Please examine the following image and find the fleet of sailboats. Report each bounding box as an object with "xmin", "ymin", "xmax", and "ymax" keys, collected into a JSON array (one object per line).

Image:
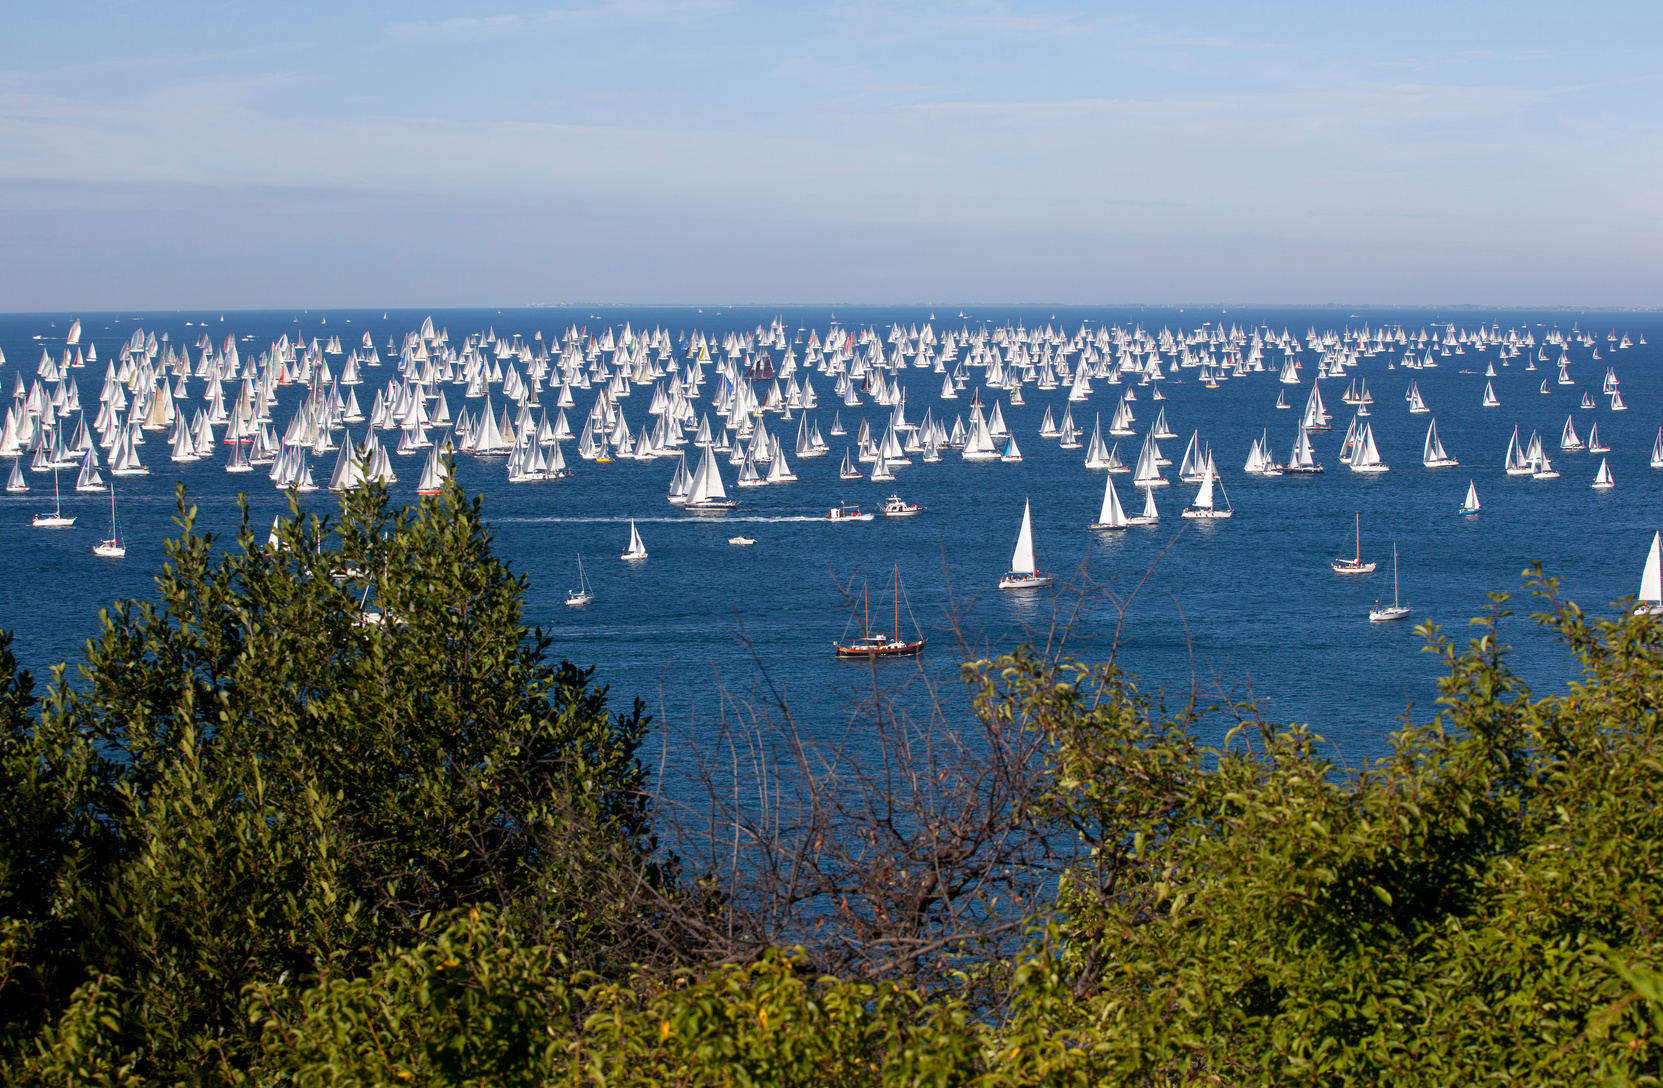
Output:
[{"xmin": 9, "ymin": 313, "xmax": 1657, "ymax": 648}]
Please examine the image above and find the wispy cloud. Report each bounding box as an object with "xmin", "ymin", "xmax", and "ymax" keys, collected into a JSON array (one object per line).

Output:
[{"xmin": 386, "ymin": 0, "xmax": 736, "ymax": 43}]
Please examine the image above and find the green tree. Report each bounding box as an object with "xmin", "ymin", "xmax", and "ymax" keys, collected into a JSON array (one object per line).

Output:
[{"xmin": 1, "ymin": 480, "xmax": 666, "ymax": 1082}]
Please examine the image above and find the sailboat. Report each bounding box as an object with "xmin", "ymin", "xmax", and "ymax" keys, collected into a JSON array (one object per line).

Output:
[
  {"xmin": 1639, "ymin": 532, "xmax": 1663, "ymax": 615},
  {"xmin": 1559, "ymin": 415, "xmax": 1584, "ymax": 452},
  {"xmin": 1459, "ymin": 480, "xmax": 1480, "ymax": 516},
  {"xmin": 1180, "ymin": 452, "xmax": 1232, "ymax": 519},
  {"xmin": 620, "ymin": 519, "xmax": 648, "ymax": 560},
  {"xmin": 32, "ymin": 468, "xmax": 74, "ymax": 528},
  {"xmin": 1481, "ymin": 381, "xmax": 1500, "ymax": 407},
  {"xmin": 1421, "ymin": 419, "xmax": 1457, "ymax": 467},
  {"xmin": 834, "ymin": 564, "xmax": 927, "ymax": 658},
  {"xmin": 999, "ymin": 499, "xmax": 1054, "ymax": 589},
  {"xmin": 1332, "ymin": 512, "xmax": 1375, "ymax": 573},
  {"xmin": 565, "ymin": 554, "xmax": 594, "ymax": 606},
  {"xmin": 1652, "ymin": 429, "xmax": 1663, "ymax": 469},
  {"xmin": 1346, "ymin": 422, "xmax": 1389, "ymax": 473},
  {"xmin": 839, "ymin": 447, "xmax": 863, "ymax": 479},
  {"xmin": 6, "ymin": 461, "xmax": 27, "ymax": 493},
  {"xmin": 94, "ymin": 479, "xmax": 124, "ymax": 557},
  {"xmin": 1125, "ymin": 484, "xmax": 1159, "ymax": 525},
  {"xmin": 1592, "ymin": 458, "xmax": 1614, "ymax": 491},
  {"xmin": 1089, "ymin": 475, "xmax": 1129, "ymax": 531},
  {"xmin": 1368, "ymin": 544, "xmax": 1411, "ymax": 622},
  {"xmin": 683, "ymin": 443, "xmax": 737, "ymax": 511}
]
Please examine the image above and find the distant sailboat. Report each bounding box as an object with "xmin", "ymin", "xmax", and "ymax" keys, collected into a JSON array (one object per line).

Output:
[
  {"xmin": 1089, "ymin": 475, "xmax": 1129, "ymax": 531},
  {"xmin": 620, "ymin": 519, "xmax": 647, "ymax": 561},
  {"xmin": 998, "ymin": 499, "xmax": 1054, "ymax": 589},
  {"xmin": 1180, "ymin": 452, "xmax": 1231, "ymax": 519},
  {"xmin": 1592, "ymin": 458, "xmax": 1614, "ymax": 491},
  {"xmin": 1459, "ymin": 480, "xmax": 1480, "ymax": 516},
  {"xmin": 1368, "ymin": 544, "xmax": 1411, "ymax": 622},
  {"xmin": 94, "ymin": 479, "xmax": 124, "ymax": 557},
  {"xmin": 1332, "ymin": 512, "xmax": 1376, "ymax": 573},
  {"xmin": 32, "ymin": 468, "xmax": 74, "ymax": 528},
  {"xmin": 1652, "ymin": 429, "xmax": 1663, "ymax": 469},
  {"xmin": 565, "ymin": 554, "xmax": 594, "ymax": 606},
  {"xmin": 1481, "ymin": 381, "xmax": 1500, "ymax": 407},
  {"xmin": 1421, "ymin": 419, "xmax": 1457, "ymax": 467}
]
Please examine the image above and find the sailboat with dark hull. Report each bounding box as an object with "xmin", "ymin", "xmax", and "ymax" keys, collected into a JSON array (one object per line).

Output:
[{"xmin": 835, "ymin": 565, "xmax": 926, "ymax": 658}]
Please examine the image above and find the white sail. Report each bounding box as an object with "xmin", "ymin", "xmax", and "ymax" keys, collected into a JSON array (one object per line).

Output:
[
  {"xmin": 1095, "ymin": 475, "xmax": 1127, "ymax": 527},
  {"xmin": 686, "ymin": 443, "xmax": 730, "ymax": 504},
  {"xmin": 622, "ymin": 519, "xmax": 648, "ymax": 559},
  {"xmin": 1461, "ymin": 480, "xmax": 1480, "ymax": 513},
  {"xmin": 1011, "ymin": 499, "xmax": 1037, "ymax": 574},
  {"xmin": 1191, "ymin": 460, "xmax": 1215, "ymax": 509},
  {"xmin": 1642, "ymin": 532, "xmax": 1662, "ymax": 609}
]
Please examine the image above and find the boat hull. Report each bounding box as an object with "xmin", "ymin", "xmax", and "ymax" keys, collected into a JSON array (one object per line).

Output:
[
  {"xmin": 1181, "ymin": 508, "xmax": 1232, "ymax": 519},
  {"xmin": 1369, "ymin": 606, "xmax": 1412, "ymax": 622},
  {"xmin": 999, "ymin": 573, "xmax": 1055, "ymax": 590},
  {"xmin": 834, "ymin": 639, "xmax": 926, "ymax": 659}
]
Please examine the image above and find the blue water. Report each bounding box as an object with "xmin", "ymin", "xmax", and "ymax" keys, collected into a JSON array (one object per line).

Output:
[{"xmin": 2, "ymin": 305, "xmax": 1658, "ymax": 766}]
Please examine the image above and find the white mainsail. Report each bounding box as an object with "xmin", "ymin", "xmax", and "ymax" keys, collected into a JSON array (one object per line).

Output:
[
  {"xmin": 1642, "ymin": 532, "xmax": 1663, "ymax": 612},
  {"xmin": 1011, "ymin": 499, "xmax": 1038, "ymax": 575},
  {"xmin": 1094, "ymin": 475, "xmax": 1127, "ymax": 528}
]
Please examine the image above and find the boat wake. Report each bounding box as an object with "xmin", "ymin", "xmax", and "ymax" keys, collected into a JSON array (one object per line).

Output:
[{"xmin": 495, "ymin": 515, "xmax": 832, "ymax": 524}]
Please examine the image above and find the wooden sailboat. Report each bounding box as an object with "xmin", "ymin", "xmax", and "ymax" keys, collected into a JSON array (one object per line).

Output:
[
  {"xmin": 999, "ymin": 499, "xmax": 1054, "ymax": 589},
  {"xmin": 32, "ymin": 467, "xmax": 74, "ymax": 528},
  {"xmin": 620, "ymin": 519, "xmax": 648, "ymax": 560},
  {"xmin": 834, "ymin": 564, "xmax": 926, "ymax": 658},
  {"xmin": 565, "ymin": 554, "xmax": 594, "ymax": 606},
  {"xmin": 1368, "ymin": 544, "xmax": 1411, "ymax": 622},
  {"xmin": 94, "ymin": 478, "xmax": 124, "ymax": 557},
  {"xmin": 1332, "ymin": 512, "xmax": 1376, "ymax": 573}
]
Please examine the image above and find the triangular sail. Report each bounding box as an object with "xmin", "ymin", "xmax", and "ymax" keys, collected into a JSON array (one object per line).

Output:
[
  {"xmin": 1011, "ymin": 499, "xmax": 1037, "ymax": 574},
  {"xmin": 1642, "ymin": 532, "xmax": 1662, "ymax": 606},
  {"xmin": 1097, "ymin": 476, "xmax": 1126, "ymax": 527}
]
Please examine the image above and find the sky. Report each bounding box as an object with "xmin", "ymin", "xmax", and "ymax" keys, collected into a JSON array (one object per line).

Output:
[{"xmin": 1, "ymin": 1, "xmax": 1659, "ymax": 309}]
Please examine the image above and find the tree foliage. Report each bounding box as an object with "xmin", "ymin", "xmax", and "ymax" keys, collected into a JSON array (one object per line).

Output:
[{"xmin": 3, "ymin": 476, "xmax": 1663, "ymax": 1085}]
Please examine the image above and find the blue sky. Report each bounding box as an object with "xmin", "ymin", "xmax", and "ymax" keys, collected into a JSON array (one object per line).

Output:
[{"xmin": 1, "ymin": 1, "xmax": 1658, "ymax": 308}]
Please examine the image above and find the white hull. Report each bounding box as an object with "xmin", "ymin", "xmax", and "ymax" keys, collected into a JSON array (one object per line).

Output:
[
  {"xmin": 999, "ymin": 573, "xmax": 1054, "ymax": 590},
  {"xmin": 94, "ymin": 542, "xmax": 125, "ymax": 558},
  {"xmin": 33, "ymin": 515, "xmax": 75, "ymax": 528},
  {"xmin": 1181, "ymin": 508, "xmax": 1232, "ymax": 519},
  {"xmin": 1369, "ymin": 605, "xmax": 1412, "ymax": 622},
  {"xmin": 621, "ymin": 550, "xmax": 648, "ymax": 561},
  {"xmin": 1422, "ymin": 458, "xmax": 1458, "ymax": 468},
  {"xmin": 1349, "ymin": 464, "xmax": 1390, "ymax": 474}
]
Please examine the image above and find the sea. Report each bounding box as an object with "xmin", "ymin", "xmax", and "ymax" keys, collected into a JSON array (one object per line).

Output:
[{"xmin": 1, "ymin": 305, "xmax": 1658, "ymax": 770}]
